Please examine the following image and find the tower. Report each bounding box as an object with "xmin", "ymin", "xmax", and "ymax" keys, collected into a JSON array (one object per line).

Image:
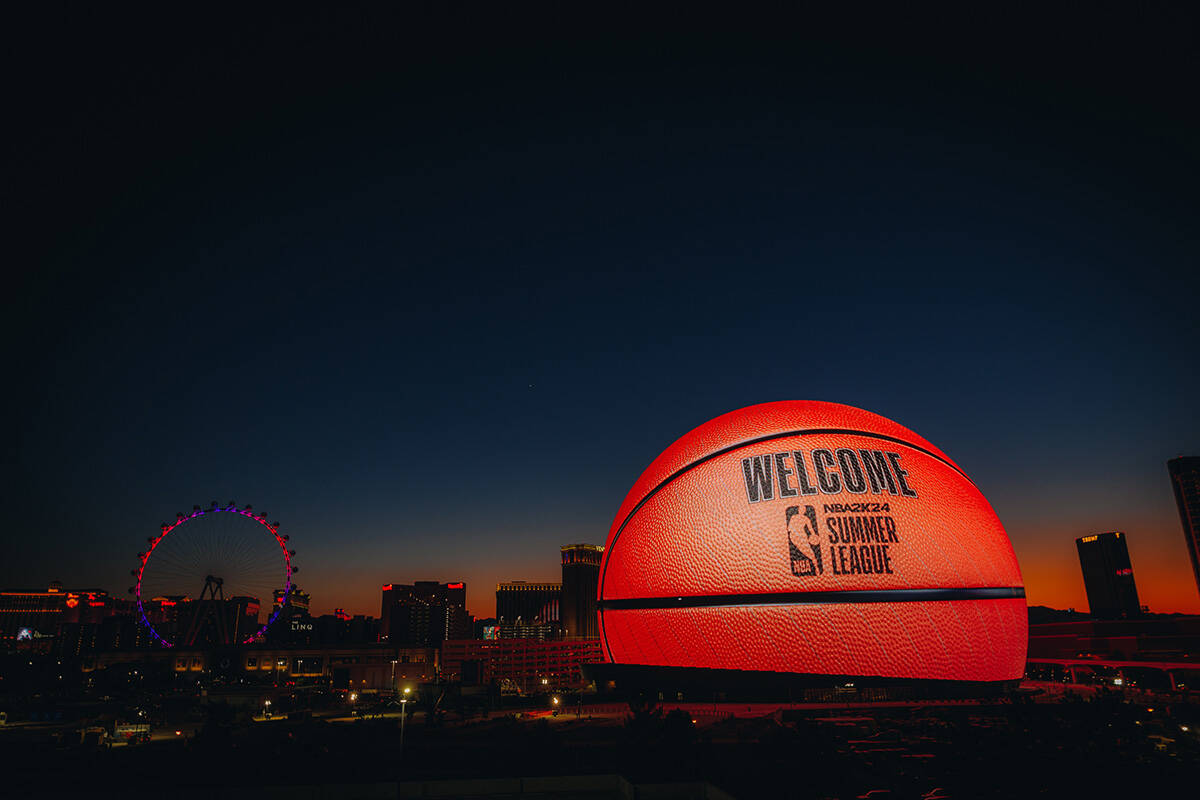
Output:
[
  {"xmin": 561, "ymin": 543, "xmax": 603, "ymax": 639},
  {"xmin": 1076, "ymin": 532, "xmax": 1141, "ymax": 619},
  {"xmin": 1168, "ymin": 457, "xmax": 1200, "ymax": 599}
]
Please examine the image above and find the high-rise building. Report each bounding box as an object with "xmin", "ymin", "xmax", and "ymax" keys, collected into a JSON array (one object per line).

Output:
[
  {"xmin": 561, "ymin": 543, "xmax": 603, "ymax": 639},
  {"xmin": 314, "ymin": 612, "xmax": 380, "ymax": 646},
  {"xmin": 1076, "ymin": 531, "xmax": 1141, "ymax": 619},
  {"xmin": 0, "ymin": 585, "xmax": 67, "ymax": 640},
  {"xmin": 496, "ymin": 581, "xmax": 561, "ymax": 639},
  {"xmin": 1169, "ymin": 457, "xmax": 1200, "ymax": 599},
  {"xmin": 496, "ymin": 582, "xmax": 560, "ymax": 624},
  {"xmin": 274, "ymin": 585, "xmax": 311, "ymax": 615},
  {"xmin": 62, "ymin": 590, "xmax": 113, "ymax": 625},
  {"xmin": 267, "ymin": 585, "xmax": 313, "ymax": 644},
  {"xmin": 380, "ymin": 581, "xmax": 470, "ymax": 646}
]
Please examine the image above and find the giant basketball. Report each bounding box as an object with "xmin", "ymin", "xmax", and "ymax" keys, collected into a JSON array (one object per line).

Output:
[{"xmin": 597, "ymin": 401, "xmax": 1027, "ymax": 683}]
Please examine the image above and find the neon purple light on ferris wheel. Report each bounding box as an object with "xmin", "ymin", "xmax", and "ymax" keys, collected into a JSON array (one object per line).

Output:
[{"xmin": 133, "ymin": 505, "xmax": 294, "ymax": 648}]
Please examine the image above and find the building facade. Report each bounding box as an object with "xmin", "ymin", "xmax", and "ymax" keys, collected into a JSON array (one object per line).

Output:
[
  {"xmin": 274, "ymin": 584, "xmax": 311, "ymax": 614},
  {"xmin": 0, "ymin": 585, "xmax": 67, "ymax": 640},
  {"xmin": 440, "ymin": 637, "xmax": 603, "ymax": 693},
  {"xmin": 1169, "ymin": 457, "xmax": 1200, "ymax": 599},
  {"xmin": 561, "ymin": 544, "xmax": 603, "ymax": 639},
  {"xmin": 495, "ymin": 581, "xmax": 560, "ymax": 629},
  {"xmin": 495, "ymin": 621, "xmax": 560, "ymax": 640},
  {"xmin": 0, "ymin": 584, "xmax": 127, "ymax": 641},
  {"xmin": 1028, "ymin": 615, "xmax": 1200, "ymax": 660},
  {"xmin": 88, "ymin": 644, "xmax": 438, "ymax": 690},
  {"xmin": 380, "ymin": 582, "xmax": 471, "ymax": 646},
  {"xmin": 1076, "ymin": 531, "xmax": 1142, "ymax": 618}
]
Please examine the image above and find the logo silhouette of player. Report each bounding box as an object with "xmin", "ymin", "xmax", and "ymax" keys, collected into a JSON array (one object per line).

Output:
[{"xmin": 787, "ymin": 504, "xmax": 823, "ymax": 576}]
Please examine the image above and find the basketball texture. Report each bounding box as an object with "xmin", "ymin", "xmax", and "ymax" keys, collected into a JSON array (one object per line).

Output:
[{"xmin": 597, "ymin": 401, "xmax": 1027, "ymax": 682}]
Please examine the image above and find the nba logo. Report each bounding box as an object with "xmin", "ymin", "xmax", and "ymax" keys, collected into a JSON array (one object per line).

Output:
[{"xmin": 787, "ymin": 505, "xmax": 823, "ymax": 576}]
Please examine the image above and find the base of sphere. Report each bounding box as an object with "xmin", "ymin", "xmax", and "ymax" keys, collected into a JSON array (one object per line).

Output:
[{"xmin": 582, "ymin": 661, "xmax": 1022, "ymax": 703}]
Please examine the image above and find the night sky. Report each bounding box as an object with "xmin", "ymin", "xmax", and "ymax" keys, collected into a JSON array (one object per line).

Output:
[{"xmin": 7, "ymin": 7, "xmax": 1198, "ymax": 619}]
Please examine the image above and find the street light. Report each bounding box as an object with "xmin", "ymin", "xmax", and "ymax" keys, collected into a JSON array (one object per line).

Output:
[{"xmin": 400, "ymin": 687, "xmax": 411, "ymax": 757}]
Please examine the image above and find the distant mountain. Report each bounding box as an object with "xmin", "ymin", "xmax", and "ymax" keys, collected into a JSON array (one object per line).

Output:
[{"xmin": 1027, "ymin": 605, "xmax": 1092, "ymax": 625}]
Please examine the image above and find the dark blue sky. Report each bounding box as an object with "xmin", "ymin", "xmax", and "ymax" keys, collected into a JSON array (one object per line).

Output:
[{"xmin": 7, "ymin": 8, "xmax": 1198, "ymax": 617}]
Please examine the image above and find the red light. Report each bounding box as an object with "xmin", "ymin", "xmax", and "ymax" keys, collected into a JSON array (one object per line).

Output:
[
  {"xmin": 382, "ymin": 584, "xmax": 393, "ymax": 591},
  {"xmin": 447, "ymin": 582, "xmax": 464, "ymax": 589},
  {"xmin": 65, "ymin": 595, "xmax": 80, "ymax": 609}
]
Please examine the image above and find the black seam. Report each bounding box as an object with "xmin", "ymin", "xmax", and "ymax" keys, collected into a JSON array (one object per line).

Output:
[
  {"xmin": 599, "ymin": 427, "xmax": 971, "ymax": 661},
  {"xmin": 599, "ymin": 586, "xmax": 1025, "ymax": 611}
]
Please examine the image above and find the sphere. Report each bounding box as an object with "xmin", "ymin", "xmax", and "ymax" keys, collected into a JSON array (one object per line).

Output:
[{"xmin": 597, "ymin": 400, "xmax": 1027, "ymax": 683}]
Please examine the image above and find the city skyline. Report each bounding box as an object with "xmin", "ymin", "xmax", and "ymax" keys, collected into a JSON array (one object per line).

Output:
[
  {"xmin": 9, "ymin": 451, "xmax": 1198, "ymax": 621},
  {"xmin": 7, "ymin": 10, "xmax": 1198, "ymax": 623}
]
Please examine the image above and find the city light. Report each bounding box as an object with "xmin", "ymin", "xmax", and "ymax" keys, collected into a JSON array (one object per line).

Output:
[
  {"xmin": 349, "ymin": 692, "xmax": 357, "ymax": 702},
  {"xmin": 399, "ymin": 687, "xmax": 412, "ymax": 758}
]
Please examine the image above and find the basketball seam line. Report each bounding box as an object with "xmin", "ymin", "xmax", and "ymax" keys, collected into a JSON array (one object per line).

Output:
[
  {"xmin": 598, "ymin": 427, "xmax": 975, "ymax": 661},
  {"xmin": 598, "ymin": 587, "xmax": 1026, "ymax": 610}
]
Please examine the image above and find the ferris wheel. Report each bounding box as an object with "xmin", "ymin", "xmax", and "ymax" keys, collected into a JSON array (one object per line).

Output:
[{"xmin": 131, "ymin": 502, "xmax": 297, "ymax": 647}]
